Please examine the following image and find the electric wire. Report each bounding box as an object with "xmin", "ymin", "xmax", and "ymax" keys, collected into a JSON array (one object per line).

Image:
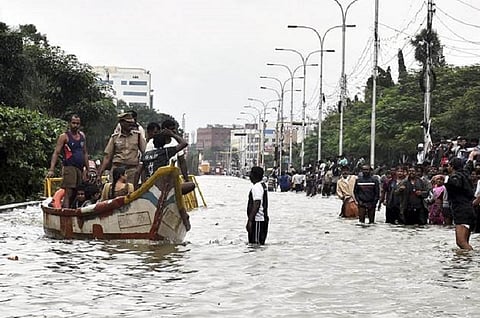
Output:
[
  {"xmin": 453, "ymin": 0, "xmax": 480, "ymax": 12},
  {"xmin": 435, "ymin": 14, "xmax": 480, "ymax": 44},
  {"xmin": 435, "ymin": 5, "xmax": 480, "ymax": 29}
]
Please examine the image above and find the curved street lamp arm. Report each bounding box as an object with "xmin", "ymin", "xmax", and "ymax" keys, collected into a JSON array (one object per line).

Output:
[
  {"xmin": 260, "ymin": 86, "xmax": 281, "ymax": 100},
  {"xmin": 260, "ymin": 76, "xmax": 284, "ymax": 92},
  {"xmin": 333, "ymin": 0, "xmax": 359, "ymax": 22}
]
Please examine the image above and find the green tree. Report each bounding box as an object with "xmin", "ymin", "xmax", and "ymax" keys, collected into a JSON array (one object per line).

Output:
[
  {"xmin": 411, "ymin": 29, "xmax": 444, "ymax": 68},
  {"xmin": 0, "ymin": 106, "xmax": 65, "ymax": 203},
  {"xmin": 0, "ymin": 22, "xmax": 24, "ymax": 107},
  {"xmin": 398, "ymin": 49, "xmax": 407, "ymax": 83}
]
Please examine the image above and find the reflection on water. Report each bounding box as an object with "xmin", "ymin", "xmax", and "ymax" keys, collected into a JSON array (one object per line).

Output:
[{"xmin": 1, "ymin": 175, "xmax": 480, "ymax": 317}]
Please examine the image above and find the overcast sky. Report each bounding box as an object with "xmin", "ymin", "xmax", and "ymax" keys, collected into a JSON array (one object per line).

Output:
[{"xmin": 1, "ymin": 0, "xmax": 479, "ymax": 137}]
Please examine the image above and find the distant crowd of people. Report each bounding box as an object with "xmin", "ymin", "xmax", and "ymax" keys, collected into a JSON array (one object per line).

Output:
[
  {"xmin": 264, "ymin": 138, "xmax": 480, "ymax": 250},
  {"xmin": 268, "ymin": 154, "xmax": 364, "ymax": 196}
]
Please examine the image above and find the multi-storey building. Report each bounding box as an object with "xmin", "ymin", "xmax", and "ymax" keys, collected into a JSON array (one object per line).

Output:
[
  {"xmin": 230, "ymin": 123, "xmax": 259, "ymax": 173},
  {"xmin": 93, "ymin": 66, "xmax": 153, "ymax": 109},
  {"xmin": 196, "ymin": 125, "xmax": 233, "ymax": 174},
  {"xmin": 196, "ymin": 125, "xmax": 232, "ymax": 151}
]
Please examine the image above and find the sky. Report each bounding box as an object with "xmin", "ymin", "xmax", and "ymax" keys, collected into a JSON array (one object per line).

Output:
[{"xmin": 1, "ymin": 0, "xmax": 479, "ymax": 139}]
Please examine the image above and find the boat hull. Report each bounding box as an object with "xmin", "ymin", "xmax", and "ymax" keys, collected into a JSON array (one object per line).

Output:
[{"xmin": 42, "ymin": 166, "xmax": 188, "ymax": 243}]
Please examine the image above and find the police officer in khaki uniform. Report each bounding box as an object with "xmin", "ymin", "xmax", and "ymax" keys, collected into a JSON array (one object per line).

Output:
[{"xmin": 97, "ymin": 112, "xmax": 146, "ymax": 185}]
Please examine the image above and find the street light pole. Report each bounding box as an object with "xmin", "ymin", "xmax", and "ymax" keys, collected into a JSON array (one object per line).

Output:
[
  {"xmin": 267, "ymin": 63, "xmax": 294, "ymax": 171},
  {"xmin": 240, "ymin": 111, "xmax": 259, "ymax": 167},
  {"xmin": 260, "ymin": 76, "xmax": 300, "ymax": 173},
  {"xmin": 275, "ymin": 48, "xmax": 319, "ymax": 169},
  {"xmin": 266, "ymin": 63, "xmax": 307, "ymax": 171},
  {"xmin": 247, "ymin": 98, "xmax": 279, "ymax": 168},
  {"xmin": 288, "ymin": 23, "xmax": 353, "ymax": 161},
  {"xmin": 236, "ymin": 117, "xmax": 253, "ymax": 170},
  {"xmin": 245, "ymin": 103, "xmax": 264, "ymax": 168},
  {"xmin": 260, "ymin": 76, "xmax": 285, "ymax": 173},
  {"xmin": 259, "ymin": 85, "xmax": 282, "ymax": 171},
  {"xmin": 334, "ymin": 0, "xmax": 359, "ymax": 156},
  {"xmin": 260, "ymin": 84, "xmax": 283, "ymax": 171}
]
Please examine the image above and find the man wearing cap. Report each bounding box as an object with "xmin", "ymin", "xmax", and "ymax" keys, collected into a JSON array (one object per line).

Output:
[
  {"xmin": 97, "ymin": 112, "xmax": 146, "ymax": 185},
  {"xmin": 113, "ymin": 110, "xmax": 145, "ymax": 140}
]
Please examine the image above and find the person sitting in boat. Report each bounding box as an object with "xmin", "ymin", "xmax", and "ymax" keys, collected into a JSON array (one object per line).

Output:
[
  {"xmin": 100, "ymin": 166, "xmax": 134, "ymax": 201},
  {"xmin": 139, "ymin": 129, "xmax": 195, "ymax": 195},
  {"xmin": 71, "ymin": 183, "xmax": 88, "ymax": 208},
  {"xmin": 84, "ymin": 183, "xmax": 101, "ymax": 205}
]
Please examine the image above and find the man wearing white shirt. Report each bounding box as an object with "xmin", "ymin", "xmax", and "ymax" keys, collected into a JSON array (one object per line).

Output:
[{"xmin": 246, "ymin": 166, "xmax": 269, "ymax": 245}]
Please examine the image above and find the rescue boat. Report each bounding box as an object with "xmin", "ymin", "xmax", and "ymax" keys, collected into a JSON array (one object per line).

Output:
[{"xmin": 41, "ymin": 166, "xmax": 205, "ymax": 242}]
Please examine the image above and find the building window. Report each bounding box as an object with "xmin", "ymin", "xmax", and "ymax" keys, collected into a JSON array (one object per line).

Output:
[
  {"xmin": 121, "ymin": 80, "xmax": 127, "ymax": 85},
  {"xmin": 129, "ymin": 80, "xmax": 148, "ymax": 86},
  {"xmin": 123, "ymin": 91, "xmax": 147, "ymax": 96},
  {"xmin": 129, "ymin": 102, "xmax": 147, "ymax": 107}
]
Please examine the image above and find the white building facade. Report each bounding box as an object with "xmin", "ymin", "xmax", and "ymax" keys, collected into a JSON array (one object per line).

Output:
[{"xmin": 93, "ymin": 66, "xmax": 153, "ymax": 109}]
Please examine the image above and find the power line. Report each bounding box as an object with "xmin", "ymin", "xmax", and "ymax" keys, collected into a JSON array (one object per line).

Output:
[
  {"xmin": 438, "ymin": 33, "xmax": 480, "ymax": 45},
  {"xmin": 453, "ymin": 0, "xmax": 480, "ymax": 12},
  {"xmin": 347, "ymin": 37, "xmax": 374, "ymax": 78},
  {"xmin": 436, "ymin": 5, "xmax": 480, "ymax": 29},
  {"xmin": 443, "ymin": 44, "xmax": 480, "ymax": 58},
  {"xmin": 435, "ymin": 14, "xmax": 480, "ymax": 44},
  {"xmin": 377, "ymin": 17, "xmax": 426, "ymax": 70}
]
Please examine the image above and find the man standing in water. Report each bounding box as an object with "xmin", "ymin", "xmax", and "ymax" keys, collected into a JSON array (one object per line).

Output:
[
  {"xmin": 47, "ymin": 114, "xmax": 89, "ymax": 208},
  {"xmin": 445, "ymin": 156, "xmax": 476, "ymax": 250},
  {"xmin": 354, "ymin": 165, "xmax": 379, "ymax": 224},
  {"xmin": 246, "ymin": 166, "xmax": 269, "ymax": 245},
  {"xmin": 336, "ymin": 165, "xmax": 357, "ymax": 217}
]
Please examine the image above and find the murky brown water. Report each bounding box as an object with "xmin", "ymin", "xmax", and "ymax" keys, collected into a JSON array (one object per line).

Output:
[{"xmin": 1, "ymin": 175, "xmax": 480, "ymax": 317}]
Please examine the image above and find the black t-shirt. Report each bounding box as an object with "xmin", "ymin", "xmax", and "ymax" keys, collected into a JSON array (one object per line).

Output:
[{"xmin": 142, "ymin": 146, "xmax": 177, "ymax": 179}]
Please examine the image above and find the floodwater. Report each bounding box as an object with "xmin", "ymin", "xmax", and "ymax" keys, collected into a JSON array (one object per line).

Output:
[{"xmin": 1, "ymin": 175, "xmax": 480, "ymax": 317}]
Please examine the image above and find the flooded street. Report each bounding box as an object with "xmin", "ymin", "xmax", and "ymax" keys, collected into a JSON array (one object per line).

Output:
[{"xmin": 2, "ymin": 175, "xmax": 480, "ymax": 317}]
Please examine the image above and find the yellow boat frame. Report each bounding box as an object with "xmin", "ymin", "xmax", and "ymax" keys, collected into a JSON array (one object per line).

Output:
[{"xmin": 44, "ymin": 173, "xmax": 206, "ymax": 212}]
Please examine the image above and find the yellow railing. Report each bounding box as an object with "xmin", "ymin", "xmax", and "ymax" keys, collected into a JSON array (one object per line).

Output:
[
  {"xmin": 181, "ymin": 175, "xmax": 207, "ymax": 211},
  {"xmin": 44, "ymin": 174, "xmax": 206, "ymax": 212},
  {"xmin": 43, "ymin": 177, "xmax": 108, "ymax": 198}
]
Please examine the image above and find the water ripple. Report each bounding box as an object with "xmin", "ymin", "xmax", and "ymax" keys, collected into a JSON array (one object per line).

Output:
[{"xmin": 1, "ymin": 175, "xmax": 480, "ymax": 317}]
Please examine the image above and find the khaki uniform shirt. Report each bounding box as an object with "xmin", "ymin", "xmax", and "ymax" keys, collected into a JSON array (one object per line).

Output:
[{"xmin": 104, "ymin": 131, "xmax": 146, "ymax": 166}]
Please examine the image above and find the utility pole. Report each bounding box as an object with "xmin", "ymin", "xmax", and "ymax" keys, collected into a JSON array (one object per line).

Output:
[
  {"xmin": 370, "ymin": 0, "xmax": 379, "ymax": 168},
  {"xmin": 182, "ymin": 113, "xmax": 186, "ymax": 135},
  {"xmin": 423, "ymin": 0, "xmax": 435, "ymax": 156}
]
